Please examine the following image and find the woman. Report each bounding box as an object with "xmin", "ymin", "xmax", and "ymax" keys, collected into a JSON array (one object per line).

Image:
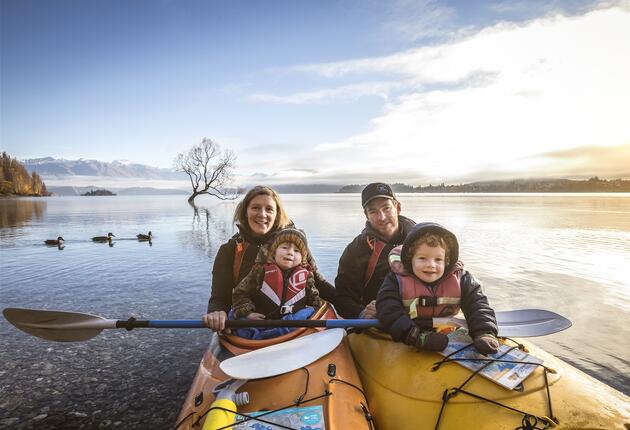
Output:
[{"xmin": 202, "ymin": 185, "xmax": 335, "ymax": 331}]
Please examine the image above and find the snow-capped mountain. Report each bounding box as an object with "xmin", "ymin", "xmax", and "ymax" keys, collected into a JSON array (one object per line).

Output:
[{"xmin": 23, "ymin": 157, "xmax": 186, "ymax": 181}]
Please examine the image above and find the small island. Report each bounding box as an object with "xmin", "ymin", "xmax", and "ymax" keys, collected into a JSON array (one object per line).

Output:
[{"xmin": 82, "ymin": 188, "xmax": 116, "ymax": 196}]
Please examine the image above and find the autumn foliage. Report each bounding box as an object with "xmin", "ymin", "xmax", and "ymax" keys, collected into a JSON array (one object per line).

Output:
[{"xmin": 0, "ymin": 152, "xmax": 50, "ymax": 196}]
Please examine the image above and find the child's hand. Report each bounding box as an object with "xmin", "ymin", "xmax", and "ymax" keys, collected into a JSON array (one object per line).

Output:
[
  {"xmin": 361, "ymin": 300, "xmax": 377, "ymax": 319},
  {"xmin": 246, "ymin": 312, "xmax": 266, "ymax": 320},
  {"xmin": 473, "ymin": 333, "xmax": 500, "ymax": 354},
  {"xmin": 405, "ymin": 326, "xmax": 448, "ymax": 352}
]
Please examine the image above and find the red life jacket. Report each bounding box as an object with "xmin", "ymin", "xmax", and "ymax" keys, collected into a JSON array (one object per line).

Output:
[
  {"xmin": 397, "ymin": 261, "xmax": 463, "ymax": 318},
  {"xmin": 260, "ymin": 263, "xmax": 310, "ymax": 315}
]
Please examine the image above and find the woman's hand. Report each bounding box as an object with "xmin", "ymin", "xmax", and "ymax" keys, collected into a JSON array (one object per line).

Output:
[
  {"xmin": 202, "ymin": 311, "xmax": 227, "ymax": 331},
  {"xmin": 246, "ymin": 312, "xmax": 266, "ymax": 320}
]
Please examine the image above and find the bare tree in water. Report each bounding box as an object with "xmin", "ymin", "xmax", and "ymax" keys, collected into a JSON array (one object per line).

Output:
[{"xmin": 174, "ymin": 138, "xmax": 237, "ymax": 204}]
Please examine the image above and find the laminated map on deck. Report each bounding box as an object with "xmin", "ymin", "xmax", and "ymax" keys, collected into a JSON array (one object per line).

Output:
[{"xmin": 438, "ymin": 328, "xmax": 544, "ymax": 390}]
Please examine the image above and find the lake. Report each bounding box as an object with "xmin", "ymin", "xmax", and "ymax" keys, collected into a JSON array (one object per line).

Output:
[{"xmin": 1, "ymin": 193, "xmax": 629, "ymax": 429}]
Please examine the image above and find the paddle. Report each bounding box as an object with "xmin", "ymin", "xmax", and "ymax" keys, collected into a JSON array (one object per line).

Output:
[{"xmin": 2, "ymin": 308, "xmax": 571, "ymax": 343}]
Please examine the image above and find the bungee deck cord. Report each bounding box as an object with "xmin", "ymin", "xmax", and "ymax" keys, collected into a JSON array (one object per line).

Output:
[
  {"xmin": 432, "ymin": 337, "xmax": 559, "ymax": 430},
  {"xmin": 175, "ymin": 366, "xmax": 374, "ymax": 430}
]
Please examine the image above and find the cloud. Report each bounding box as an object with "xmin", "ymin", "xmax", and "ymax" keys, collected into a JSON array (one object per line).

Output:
[
  {"xmin": 380, "ymin": 0, "xmax": 457, "ymax": 42},
  {"xmin": 249, "ymin": 81, "xmax": 404, "ymax": 104},
  {"xmin": 257, "ymin": 5, "xmax": 630, "ymax": 184}
]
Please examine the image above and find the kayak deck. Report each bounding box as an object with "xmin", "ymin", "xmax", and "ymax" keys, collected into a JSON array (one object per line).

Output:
[{"xmin": 175, "ymin": 303, "xmax": 374, "ymax": 430}]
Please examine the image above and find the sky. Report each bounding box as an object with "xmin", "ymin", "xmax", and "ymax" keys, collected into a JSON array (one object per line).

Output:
[{"xmin": 2, "ymin": 0, "xmax": 630, "ymax": 186}]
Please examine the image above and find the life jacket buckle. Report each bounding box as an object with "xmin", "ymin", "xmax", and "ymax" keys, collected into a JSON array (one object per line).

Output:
[
  {"xmin": 420, "ymin": 297, "xmax": 438, "ymax": 307},
  {"xmin": 280, "ymin": 305, "xmax": 294, "ymax": 315}
]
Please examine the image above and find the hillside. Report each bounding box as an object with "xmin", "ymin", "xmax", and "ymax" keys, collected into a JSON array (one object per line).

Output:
[{"xmin": 0, "ymin": 153, "xmax": 50, "ymax": 196}]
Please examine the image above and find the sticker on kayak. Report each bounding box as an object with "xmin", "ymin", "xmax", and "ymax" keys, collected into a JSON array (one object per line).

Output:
[{"xmin": 232, "ymin": 405, "xmax": 325, "ymax": 430}]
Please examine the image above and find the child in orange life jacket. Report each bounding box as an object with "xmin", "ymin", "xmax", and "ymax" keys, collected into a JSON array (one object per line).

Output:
[
  {"xmin": 231, "ymin": 229, "xmax": 322, "ymax": 338},
  {"xmin": 376, "ymin": 223, "xmax": 499, "ymax": 353}
]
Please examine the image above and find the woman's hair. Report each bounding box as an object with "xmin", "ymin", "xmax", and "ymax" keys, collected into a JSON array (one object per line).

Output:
[
  {"xmin": 407, "ymin": 233, "xmax": 453, "ymax": 265},
  {"xmin": 233, "ymin": 185, "xmax": 291, "ymax": 234}
]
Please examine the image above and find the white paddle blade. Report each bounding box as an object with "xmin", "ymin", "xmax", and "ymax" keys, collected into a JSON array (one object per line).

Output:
[
  {"xmin": 220, "ymin": 328, "xmax": 345, "ymax": 380},
  {"xmin": 495, "ymin": 309, "xmax": 572, "ymax": 337},
  {"xmin": 434, "ymin": 309, "xmax": 572, "ymax": 338},
  {"xmin": 2, "ymin": 308, "xmax": 116, "ymax": 342}
]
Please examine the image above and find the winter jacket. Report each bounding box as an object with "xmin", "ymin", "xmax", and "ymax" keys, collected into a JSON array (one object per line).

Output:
[
  {"xmin": 376, "ymin": 223, "xmax": 497, "ymax": 341},
  {"xmin": 334, "ymin": 215, "xmax": 416, "ymax": 318},
  {"xmin": 207, "ymin": 224, "xmax": 335, "ymax": 313}
]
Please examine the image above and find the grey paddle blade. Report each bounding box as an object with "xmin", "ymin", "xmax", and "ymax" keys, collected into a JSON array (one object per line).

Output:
[
  {"xmin": 2, "ymin": 308, "xmax": 116, "ymax": 342},
  {"xmin": 495, "ymin": 309, "xmax": 572, "ymax": 337}
]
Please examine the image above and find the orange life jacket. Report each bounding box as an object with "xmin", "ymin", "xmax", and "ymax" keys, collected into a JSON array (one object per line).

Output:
[{"xmin": 397, "ymin": 261, "xmax": 463, "ymax": 319}]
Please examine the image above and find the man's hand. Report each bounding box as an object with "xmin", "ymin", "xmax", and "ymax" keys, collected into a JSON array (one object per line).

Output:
[
  {"xmin": 246, "ymin": 312, "xmax": 266, "ymax": 320},
  {"xmin": 362, "ymin": 300, "xmax": 377, "ymax": 319}
]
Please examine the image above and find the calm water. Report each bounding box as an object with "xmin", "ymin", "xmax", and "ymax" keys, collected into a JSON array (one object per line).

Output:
[{"xmin": 1, "ymin": 194, "xmax": 629, "ymax": 428}]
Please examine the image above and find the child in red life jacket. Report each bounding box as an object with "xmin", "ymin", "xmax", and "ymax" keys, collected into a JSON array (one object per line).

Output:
[
  {"xmin": 231, "ymin": 228, "xmax": 322, "ymax": 338},
  {"xmin": 376, "ymin": 223, "xmax": 500, "ymax": 353}
]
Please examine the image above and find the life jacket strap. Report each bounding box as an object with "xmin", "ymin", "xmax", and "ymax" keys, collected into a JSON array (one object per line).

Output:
[
  {"xmin": 364, "ymin": 236, "xmax": 386, "ymax": 288},
  {"xmin": 233, "ymin": 239, "xmax": 249, "ymax": 284},
  {"xmin": 402, "ymin": 297, "xmax": 461, "ymax": 307}
]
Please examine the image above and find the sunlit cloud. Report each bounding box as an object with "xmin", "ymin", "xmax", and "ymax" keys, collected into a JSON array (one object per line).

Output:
[{"xmin": 251, "ymin": 4, "xmax": 630, "ymax": 184}]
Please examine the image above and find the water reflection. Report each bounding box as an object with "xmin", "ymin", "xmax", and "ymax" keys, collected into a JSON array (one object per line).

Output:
[
  {"xmin": 0, "ymin": 198, "xmax": 46, "ymax": 230},
  {"xmin": 178, "ymin": 203, "xmax": 233, "ymax": 257}
]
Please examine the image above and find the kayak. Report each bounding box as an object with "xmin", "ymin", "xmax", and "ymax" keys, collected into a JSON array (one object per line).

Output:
[
  {"xmin": 348, "ymin": 329, "xmax": 630, "ymax": 430},
  {"xmin": 174, "ymin": 303, "xmax": 374, "ymax": 430}
]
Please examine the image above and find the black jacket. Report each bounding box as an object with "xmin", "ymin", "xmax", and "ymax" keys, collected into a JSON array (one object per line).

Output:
[
  {"xmin": 207, "ymin": 224, "xmax": 335, "ymax": 313},
  {"xmin": 334, "ymin": 215, "xmax": 416, "ymax": 318},
  {"xmin": 376, "ymin": 222, "xmax": 497, "ymax": 340}
]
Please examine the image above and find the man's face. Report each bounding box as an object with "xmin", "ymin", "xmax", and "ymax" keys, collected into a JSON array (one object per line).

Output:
[{"xmin": 364, "ymin": 197, "xmax": 401, "ymax": 241}]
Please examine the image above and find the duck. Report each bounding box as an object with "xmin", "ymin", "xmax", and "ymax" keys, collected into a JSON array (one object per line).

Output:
[
  {"xmin": 136, "ymin": 231, "xmax": 152, "ymax": 241},
  {"xmin": 92, "ymin": 232, "xmax": 115, "ymax": 242},
  {"xmin": 44, "ymin": 236, "xmax": 65, "ymax": 245}
]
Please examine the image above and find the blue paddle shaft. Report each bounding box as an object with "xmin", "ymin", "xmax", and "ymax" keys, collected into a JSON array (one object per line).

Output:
[{"xmin": 142, "ymin": 319, "xmax": 381, "ymax": 329}]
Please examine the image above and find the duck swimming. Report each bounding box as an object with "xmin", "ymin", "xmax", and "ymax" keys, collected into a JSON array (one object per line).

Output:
[
  {"xmin": 44, "ymin": 236, "xmax": 65, "ymax": 245},
  {"xmin": 92, "ymin": 232, "xmax": 115, "ymax": 242},
  {"xmin": 136, "ymin": 231, "xmax": 152, "ymax": 241}
]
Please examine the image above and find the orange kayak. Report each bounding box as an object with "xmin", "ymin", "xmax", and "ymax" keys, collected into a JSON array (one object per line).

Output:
[{"xmin": 174, "ymin": 303, "xmax": 374, "ymax": 430}]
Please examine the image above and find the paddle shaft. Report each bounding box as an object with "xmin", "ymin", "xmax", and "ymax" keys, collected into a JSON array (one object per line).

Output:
[{"xmin": 119, "ymin": 318, "xmax": 380, "ymax": 329}]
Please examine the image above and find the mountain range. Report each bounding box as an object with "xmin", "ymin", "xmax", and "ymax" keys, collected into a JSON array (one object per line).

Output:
[{"xmin": 23, "ymin": 157, "xmax": 186, "ymax": 181}]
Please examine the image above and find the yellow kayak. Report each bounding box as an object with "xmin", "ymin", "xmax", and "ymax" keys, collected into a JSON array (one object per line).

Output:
[{"xmin": 348, "ymin": 329, "xmax": 629, "ymax": 430}]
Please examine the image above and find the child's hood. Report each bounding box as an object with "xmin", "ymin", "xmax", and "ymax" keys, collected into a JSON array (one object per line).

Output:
[{"xmin": 400, "ymin": 222, "xmax": 460, "ymax": 275}]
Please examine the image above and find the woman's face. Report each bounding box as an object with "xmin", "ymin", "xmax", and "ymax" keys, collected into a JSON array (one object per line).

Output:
[{"xmin": 246, "ymin": 194, "xmax": 277, "ymax": 236}]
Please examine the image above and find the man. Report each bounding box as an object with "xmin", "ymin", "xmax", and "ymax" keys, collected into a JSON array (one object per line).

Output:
[{"xmin": 335, "ymin": 182, "xmax": 416, "ymax": 319}]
